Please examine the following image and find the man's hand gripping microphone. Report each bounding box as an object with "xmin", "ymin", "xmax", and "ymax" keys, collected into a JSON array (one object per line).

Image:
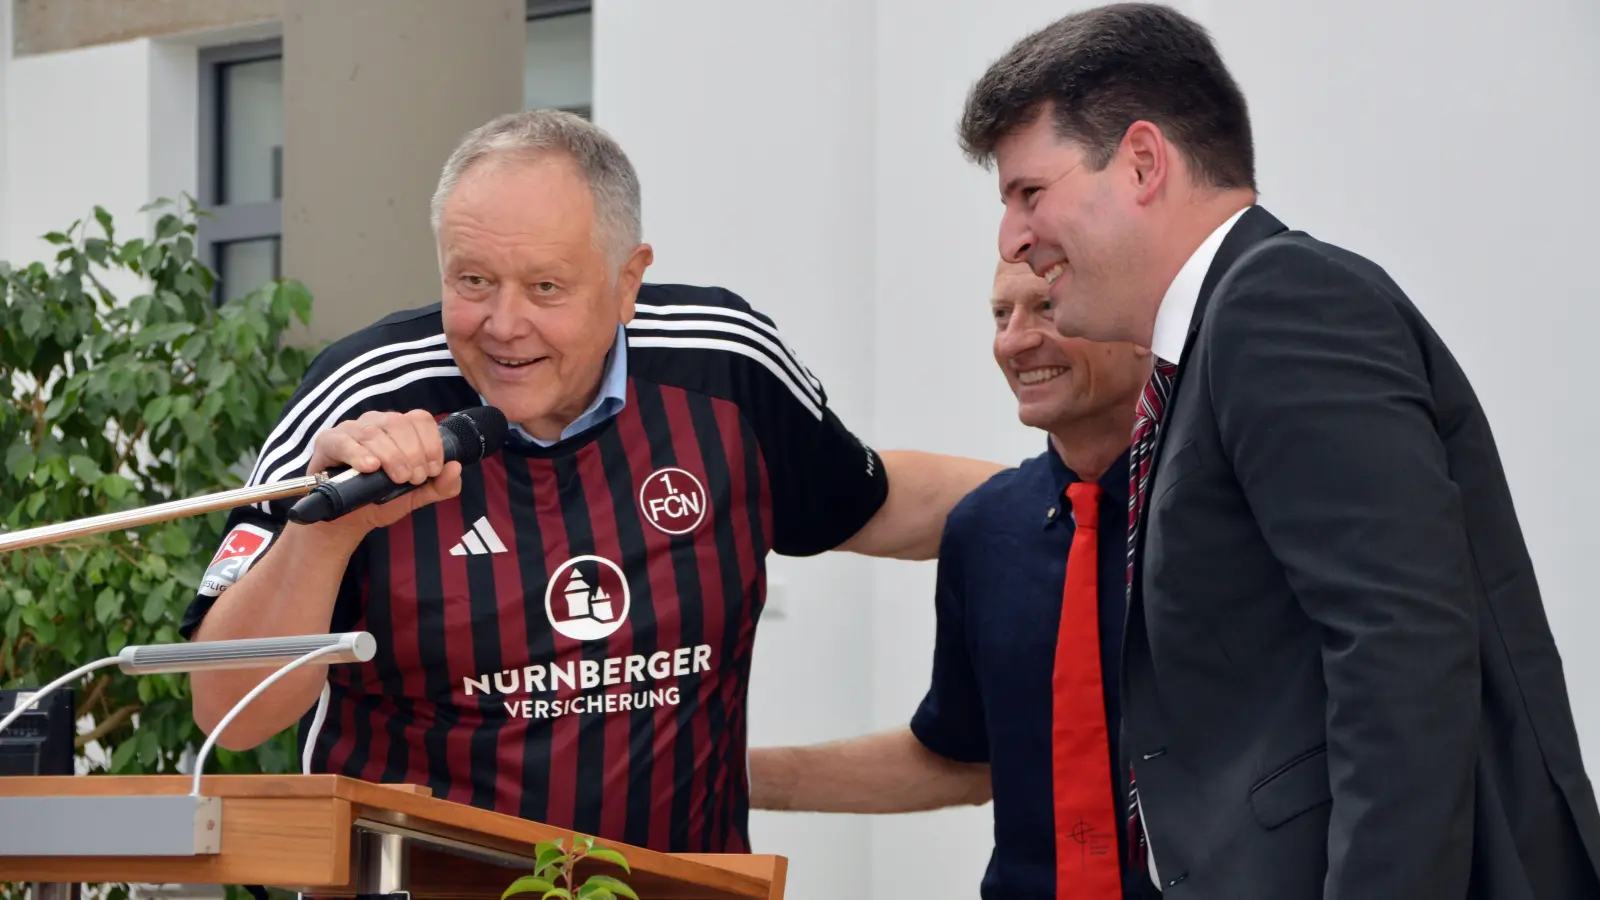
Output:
[{"xmin": 287, "ymin": 406, "xmax": 509, "ymax": 525}]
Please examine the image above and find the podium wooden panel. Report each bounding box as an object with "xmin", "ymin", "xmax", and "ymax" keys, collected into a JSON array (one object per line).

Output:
[{"xmin": 0, "ymin": 775, "xmax": 786, "ymax": 900}]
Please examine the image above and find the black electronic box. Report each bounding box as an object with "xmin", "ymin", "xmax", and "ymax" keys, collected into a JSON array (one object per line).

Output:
[{"xmin": 0, "ymin": 686, "xmax": 76, "ymax": 775}]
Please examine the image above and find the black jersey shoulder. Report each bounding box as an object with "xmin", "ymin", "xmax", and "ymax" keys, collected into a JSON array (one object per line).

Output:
[
  {"xmin": 625, "ymin": 282, "xmax": 829, "ymax": 421},
  {"xmin": 242, "ymin": 302, "xmax": 477, "ymax": 491}
]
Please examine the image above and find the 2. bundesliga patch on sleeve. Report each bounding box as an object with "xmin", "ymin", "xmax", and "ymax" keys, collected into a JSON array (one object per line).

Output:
[{"xmin": 198, "ymin": 523, "xmax": 276, "ymax": 597}]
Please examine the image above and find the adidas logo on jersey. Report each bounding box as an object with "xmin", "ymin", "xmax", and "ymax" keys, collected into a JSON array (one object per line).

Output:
[{"xmin": 448, "ymin": 516, "xmax": 508, "ymax": 556}]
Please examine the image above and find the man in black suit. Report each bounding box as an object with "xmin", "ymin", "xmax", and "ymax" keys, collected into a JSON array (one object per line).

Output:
[{"xmin": 956, "ymin": 4, "xmax": 1600, "ymax": 898}]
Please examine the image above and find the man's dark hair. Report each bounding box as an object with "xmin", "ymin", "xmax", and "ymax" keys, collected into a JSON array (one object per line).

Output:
[{"xmin": 959, "ymin": 3, "xmax": 1255, "ymax": 191}]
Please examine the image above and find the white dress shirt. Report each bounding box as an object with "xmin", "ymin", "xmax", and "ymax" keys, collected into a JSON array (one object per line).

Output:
[{"xmin": 1149, "ymin": 205, "xmax": 1252, "ymax": 365}]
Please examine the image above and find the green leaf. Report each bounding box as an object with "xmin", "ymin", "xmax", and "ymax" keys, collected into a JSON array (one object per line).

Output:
[
  {"xmin": 100, "ymin": 474, "xmax": 132, "ymax": 500},
  {"xmin": 107, "ymin": 628, "xmax": 130, "ymax": 656},
  {"xmin": 141, "ymin": 589, "xmax": 166, "ymax": 625},
  {"xmin": 580, "ymin": 876, "xmax": 636, "ymax": 900},
  {"xmin": 21, "ymin": 304, "xmax": 45, "ymax": 337},
  {"xmin": 95, "ymin": 587, "xmax": 122, "ymax": 625},
  {"xmin": 582, "ymin": 849, "xmax": 630, "ymax": 874},
  {"xmin": 175, "ymin": 271, "xmax": 204, "ymax": 300},
  {"xmin": 160, "ymin": 527, "xmax": 192, "ymax": 557},
  {"xmin": 145, "ymin": 395, "xmax": 173, "ymax": 424},
  {"xmin": 535, "ymin": 846, "xmax": 566, "ymax": 876},
  {"xmin": 159, "ymin": 290, "xmax": 186, "ymax": 318},
  {"xmin": 501, "ymin": 876, "xmax": 558, "ymax": 899},
  {"xmin": 135, "ymin": 322, "xmax": 195, "ymax": 347},
  {"xmin": 201, "ymin": 390, "xmax": 225, "ymax": 419},
  {"xmin": 94, "ymin": 205, "xmax": 114, "ymax": 238},
  {"xmin": 273, "ymin": 280, "xmax": 314, "ymax": 327},
  {"xmin": 211, "ymin": 360, "xmax": 236, "ymax": 391},
  {"xmin": 120, "ymin": 238, "xmax": 147, "ymax": 266},
  {"xmin": 110, "ymin": 736, "xmax": 139, "ymax": 771},
  {"xmin": 30, "ymin": 615, "xmax": 57, "ymax": 644},
  {"xmin": 574, "ymin": 884, "xmax": 612, "ymax": 900},
  {"xmin": 155, "ymin": 214, "xmax": 183, "ymax": 241},
  {"xmin": 4, "ymin": 444, "xmax": 34, "ymax": 481},
  {"xmin": 69, "ymin": 455, "xmax": 103, "ymax": 481},
  {"xmin": 43, "ymin": 231, "xmax": 72, "ymax": 245},
  {"xmin": 541, "ymin": 892, "xmax": 572, "ymax": 900}
]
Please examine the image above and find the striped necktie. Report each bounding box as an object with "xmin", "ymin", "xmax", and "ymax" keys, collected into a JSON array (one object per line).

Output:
[{"xmin": 1125, "ymin": 357, "xmax": 1176, "ymax": 872}]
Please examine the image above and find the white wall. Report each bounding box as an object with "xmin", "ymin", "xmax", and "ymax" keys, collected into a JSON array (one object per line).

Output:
[
  {"xmin": 0, "ymin": 0, "xmax": 11, "ymax": 257},
  {"xmin": 3, "ymin": 36, "xmax": 197, "ymax": 287},
  {"xmin": 594, "ymin": 3, "xmax": 882, "ymax": 897},
  {"xmin": 596, "ymin": 1, "xmax": 1600, "ymax": 898}
]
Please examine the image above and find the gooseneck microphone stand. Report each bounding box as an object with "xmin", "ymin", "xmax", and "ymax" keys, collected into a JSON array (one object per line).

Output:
[
  {"xmin": 0, "ymin": 474, "xmax": 378, "ymax": 900},
  {"xmin": 0, "ymin": 473, "xmax": 331, "ymax": 553}
]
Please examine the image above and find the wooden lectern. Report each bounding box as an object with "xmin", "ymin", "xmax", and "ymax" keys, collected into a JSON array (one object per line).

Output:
[{"xmin": 0, "ymin": 775, "xmax": 787, "ymax": 900}]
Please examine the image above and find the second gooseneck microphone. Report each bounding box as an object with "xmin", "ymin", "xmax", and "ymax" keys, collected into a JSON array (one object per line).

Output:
[{"xmin": 287, "ymin": 406, "xmax": 509, "ymax": 525}]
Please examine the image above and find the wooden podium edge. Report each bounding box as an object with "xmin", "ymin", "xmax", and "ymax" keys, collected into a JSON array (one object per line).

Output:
[
  {"xmin": 0, "ymin": 775, "xmax": 785, "ymax": 899},
  {"xmin": 676, "ymin": 855, "xmax": 787, "ymax": 900}
]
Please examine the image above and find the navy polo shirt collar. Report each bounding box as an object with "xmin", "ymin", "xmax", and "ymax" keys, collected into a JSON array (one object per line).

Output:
[{"xmin": 1040, "ymin": 436, "xmax": 1130, "ymax": 528}]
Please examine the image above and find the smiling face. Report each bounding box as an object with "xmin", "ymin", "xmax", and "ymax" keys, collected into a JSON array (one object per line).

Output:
[
  {"xmin": 437, "ymin": 151, "xmax": 651, "ymax": 440},
  {"xmin": 990, "ymin": 259, "xmax": 1149, "ymax": 434},
  {"xmin": 993, "ymin": 106, "xmax": 1170, "ymax": 347}
]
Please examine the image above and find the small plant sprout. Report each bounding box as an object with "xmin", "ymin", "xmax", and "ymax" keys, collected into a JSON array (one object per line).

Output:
[{"xmin": 502, "ymin": 834, "xmax": 638, "ymax": 900}]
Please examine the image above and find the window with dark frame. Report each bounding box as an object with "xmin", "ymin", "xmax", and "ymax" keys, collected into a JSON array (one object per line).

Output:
[
  {"xmin": 525, "ymin": 0, "xmax": 593, "ymax": 118},
  {"xmin": 195, "ymin": 4, "xmax": 592, "ymax": 304},
  {"xmin": 197, "ymin": 38, "xmax": 284, "ymax": 306}
]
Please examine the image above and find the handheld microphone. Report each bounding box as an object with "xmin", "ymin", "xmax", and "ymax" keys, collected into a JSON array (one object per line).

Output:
[{"xmin": 286, "ymin": 406, "xmax": 508, "ymax": 525}]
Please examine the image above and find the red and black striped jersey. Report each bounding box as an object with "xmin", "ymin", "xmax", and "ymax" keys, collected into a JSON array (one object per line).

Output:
[{"xmin": 181, "ymin": 283, "xmax": 888, "ymax": 853}]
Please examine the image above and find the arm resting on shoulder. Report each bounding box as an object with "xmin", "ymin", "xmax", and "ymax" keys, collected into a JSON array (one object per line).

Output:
[
  {"xmin": 1211, "ymin": 247, "xmax": 1479, "ymax": 899},
  {"xmin": 837, "ymin": 451, "xmax": 1004, "ymax": 560},
  {"xmin": 749, "ymin": 727, "xmax": 991, "ymax": 813}
]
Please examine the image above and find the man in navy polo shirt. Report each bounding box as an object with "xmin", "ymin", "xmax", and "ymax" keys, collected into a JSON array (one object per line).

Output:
[{"xmin": 749, "ymin": 259, "xmax": 1156, "ymax": 899}]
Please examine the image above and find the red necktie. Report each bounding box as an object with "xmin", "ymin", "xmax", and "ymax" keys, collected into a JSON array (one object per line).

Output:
[{"xmin": 1052, "ymin": 480, "xmax": 1120, "ymax": 898}]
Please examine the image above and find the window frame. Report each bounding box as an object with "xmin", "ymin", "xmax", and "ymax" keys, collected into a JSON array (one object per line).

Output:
[
  {"xmin": 196, "ymin": 37, "xmax": 284, "ymax": 303},
  {"xmin": 527, "ymin": 0, "xmax": 591, "ymax": 20},
  {"xmin": 525, "ymin": 0, "xmax": 594, "ymax": 119}
]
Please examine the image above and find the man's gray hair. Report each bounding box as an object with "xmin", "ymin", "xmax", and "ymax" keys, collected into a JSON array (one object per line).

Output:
[{"xmin": 430, "ymin": 108, "xmax": 643, "ymax": 265}]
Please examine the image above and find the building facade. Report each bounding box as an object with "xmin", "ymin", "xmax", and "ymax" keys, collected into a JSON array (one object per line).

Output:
[{"xmin": 2, "ymin": 2, "xmax": 1598, "ymax": 899}]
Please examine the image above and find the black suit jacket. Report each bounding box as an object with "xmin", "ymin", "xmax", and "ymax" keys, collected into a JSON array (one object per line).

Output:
[{"xmin": 1123, "ymin": 206, "xmax": 1600, "ymax": 899}]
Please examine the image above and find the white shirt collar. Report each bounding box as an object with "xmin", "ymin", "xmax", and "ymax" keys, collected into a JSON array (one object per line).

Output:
[{"xmin": 1149, "ymin": 205, "xmax": 1251, "ymax": 364}]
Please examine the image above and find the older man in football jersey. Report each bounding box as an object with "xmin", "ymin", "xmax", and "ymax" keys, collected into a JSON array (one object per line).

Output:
[{"xmin": 182, "ymin": 108, "xmax": 1001, "ymax": 854}]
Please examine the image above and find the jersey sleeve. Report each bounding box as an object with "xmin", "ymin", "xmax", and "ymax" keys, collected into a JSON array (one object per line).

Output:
[
  {"xmin": 177, "ymin": 320, "xmax": 419, "ymax": 638},
  {"xmin": 688, "ymin": 290, "xmax": 887, "ymax": 556},
  {"xmin": 909, "ymin": 516, "xmax": 988, "ymax": 763}
]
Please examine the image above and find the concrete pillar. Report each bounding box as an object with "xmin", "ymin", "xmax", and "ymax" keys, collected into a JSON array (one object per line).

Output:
[{"xmin": 281, "ymin": 0, "xmax": 525, "ymax": 344}]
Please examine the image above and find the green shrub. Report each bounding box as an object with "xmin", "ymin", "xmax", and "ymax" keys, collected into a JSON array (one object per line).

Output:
[{"xmin": 0, "ymin": 197, "xmax": 318, "ymax": 898}]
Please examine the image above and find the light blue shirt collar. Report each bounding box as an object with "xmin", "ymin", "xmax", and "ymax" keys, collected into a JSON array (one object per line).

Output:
[{"xmin": 487, "ymin": 324, "xmax": 629, "ymax": 447}]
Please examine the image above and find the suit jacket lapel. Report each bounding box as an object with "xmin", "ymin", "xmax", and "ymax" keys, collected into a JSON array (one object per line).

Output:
[
  {"xmin": 1133, "ymin": 206, "xmax": 1290, "ymax": 582},
  {"xmin": 1175, "ymin": 205, "xmax": 1289, "ymax": 382}
]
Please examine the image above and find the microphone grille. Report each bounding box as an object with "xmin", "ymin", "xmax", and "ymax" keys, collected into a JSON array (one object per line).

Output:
[{"xmin": 443, "ymin": 406, "xmax": 509, "ymax": 464}]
